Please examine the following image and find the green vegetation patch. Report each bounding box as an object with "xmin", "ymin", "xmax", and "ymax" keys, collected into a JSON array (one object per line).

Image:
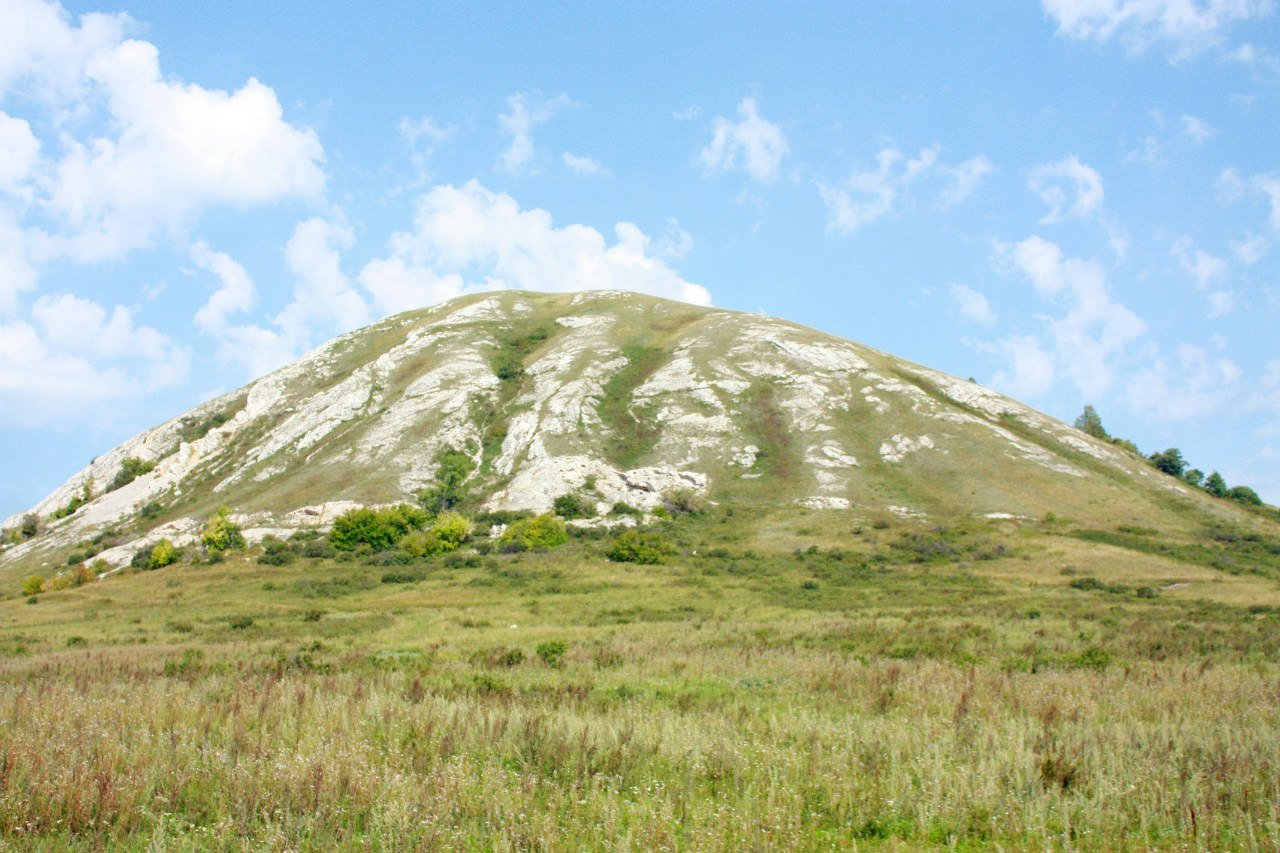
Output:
[{"xmin": 598, "ymin": 343, "xmax": 669, "ymax": 468}]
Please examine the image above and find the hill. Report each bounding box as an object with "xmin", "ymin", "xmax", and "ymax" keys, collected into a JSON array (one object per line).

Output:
[
  {"xmin": 2, "ymin": 290, "xmax": 1279, "ymax": 848},
  {"xmin": 1, "ymin": 289, "xmax": 1270, "ymax": 578}
]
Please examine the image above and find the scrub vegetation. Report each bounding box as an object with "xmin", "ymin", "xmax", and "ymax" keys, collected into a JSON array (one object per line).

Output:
[{"xmin": 2, "ymin": 502, "xmax": 1280, "ymax": 850}]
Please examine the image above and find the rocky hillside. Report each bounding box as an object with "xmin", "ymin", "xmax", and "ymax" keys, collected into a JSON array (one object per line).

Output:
[{"xmin": 0, "ymin": 290, "xmax": 1256, "ymax": 572}]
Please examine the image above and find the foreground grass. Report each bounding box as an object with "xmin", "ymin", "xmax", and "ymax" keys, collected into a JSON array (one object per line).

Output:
[{"xmin": 2, "ymin": 509, "xmax": 1280, "ymax": 849}]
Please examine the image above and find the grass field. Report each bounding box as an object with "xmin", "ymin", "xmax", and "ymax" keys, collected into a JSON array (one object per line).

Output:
[{"xmin": 2, "ymin": 506, "xmax": 1280, "ymax": 849}]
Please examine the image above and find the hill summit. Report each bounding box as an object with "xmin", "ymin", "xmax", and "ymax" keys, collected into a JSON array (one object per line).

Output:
[{"xmin": 0, "ymin": 289, "xmax": 1253, "ymax": 571}]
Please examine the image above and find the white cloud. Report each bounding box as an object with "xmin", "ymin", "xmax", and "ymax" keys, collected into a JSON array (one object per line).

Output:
[
  {"xmin": 0, "ymin": 292, "xmax": 188, "ymax": 423},
  {"xmin": 700, "ymin": 97, "xmax": 789, "ymax": 183},
  {"xmin": 1127, "ymin": 342, "xmax": 1241, "ymax": 419},
  {"xmin": 994, "ymin": 235, "xmax": 1146, "ymax": 397},
  {"xmin": 820, "ymin": 146, "xmax": 993, "ymax": 234},
  {"xmin": 1043, "ymin": 0, "xmax": 1273, "ymax": 58},
  {"xmin": 498, "ymin": 92, "xmax": 573, "ymax": 174},
  {"xmin": 361, "ymin": 180, "xmax": 711, "ymax": 311},
  {"xmin": 190, "ymin": 241, "xmax": 255, "ymax": 333},
  {"xmin": 1231, "ymin": 232, "xmax": 1270, "ymax": 263},
  {"xmin": 1028, "ymin": 155, "xmax": 1105, "ymax": 223},
  {"xmin": 992, "ymin": 334, "xmax": 1056, "ymax": 398},
  {"xmin": 275, "ymin": 217, "xmax": 370, "ymax": 344},
  {"xmin": 949, "ymin": 283, "xmax": 998, "ymax": 326},
  {"xmin": 562, "ymin": 152, "xmax": 608, "ymax": 176},
  {"xmin": 0, "ymin": 213, "xmax": 38, "ymax": 314},
  {"xmin": 1171, "ymin": 236, "xmax": 1233, "ymax": 314},
  {"xmin": 0, "ymin": 1, "xmax": 326, "ymax": 265},
  {"xmin": 653, "ymin": 218, "xmax": 694, "ymax": 260},
  {"xmin": 672, "ymin": 105, "xmax": 702, "ymax": 121},
  {"xmin": 937, "ymin": 156, "xmax": 996, "ymax": 209},
  {"xmin": 399, "ymin": 115, "xmax": 450, "ymax": 182},
  {"xmin": 0, "ymin": 112, "xmax": 40, "ymax": 190},
  {"xmin": 1181, "ymin": 113, "xmax": 1217, "ymax": 143}
]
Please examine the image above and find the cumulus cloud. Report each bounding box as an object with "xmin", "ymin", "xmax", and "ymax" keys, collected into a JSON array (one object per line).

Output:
[
  {"xmin": 1126, "ymin": 342, "xmax": 1241, "ymax": 419},
  {"xmin": 0, "ymin": 0, "xmax": 326, "ymax": 267},
  {"xmin": 360, "ymin": 180, "xmax": 711, "ymax": 315},
  {"xmin": 191, "ymin": 241, "xmax": 255, "ymax": 333},
  {"xmin": 949, "ymin": 283, "xmax": 998, "ymax": 326},
  {"xmin": 1171, "ymin": 236, "xmax": 1233, "ymax": 315},
  {"xmin": 1181, "ymin": 114, "xmax": 1217, "ymax": 143},
  {"xmin": 498, "ymin": 92, "xmax": 574, "ymax": 174},
  {"xmin": 819, "ymin": 146, "xmax": 993, "ymax": 234},
  {"xmin": 1028, "ymin": 155, "xmax": 1105, "ymax": 223},
  {"xmin": 1043, "ymin": 0, "xmax": 1273, "ymax": 58},
  {"xmin": 0, "ymin": 293, "xmax": 188, "ymax": 424},
  {"xmin": 562, "ymin": 152, "xmax": 608, "ymax": 176},
  {"xmin": 700, "ymin": 97, "xmax": 789, "ymax": 183},
  {"xmin": 992, "ymin": 334, "xmax": 1056, "ymax": 398},
  {"xmin": 993, "ymin": 235, "xmax": 1146, "ymax": 397}
]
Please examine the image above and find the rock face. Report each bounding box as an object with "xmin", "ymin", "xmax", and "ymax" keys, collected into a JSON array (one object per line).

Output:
[{"xmin": 0, "ymin": 289, "xmax": 1208, "ymax": 568}]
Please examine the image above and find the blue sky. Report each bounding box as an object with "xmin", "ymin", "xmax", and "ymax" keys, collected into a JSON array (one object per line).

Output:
[{"xmin": 2, "ymin": 0, "xmax": 1280, "ymax": 517}]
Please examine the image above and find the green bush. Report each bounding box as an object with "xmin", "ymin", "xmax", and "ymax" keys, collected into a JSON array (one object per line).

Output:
[
  {"xmin": 108, "ymin": 457, "xmax": 155, "ymax": 492},
  {"xmin": 500, "ymin": 514, "xmax": 568, "ymax": 552},
  {"xmin": 432, "ymin": 511, "xmax": 473, "ymax": 548},
  {"xmin": 605, "ymin": 530, "xmax": 675, "ymax": 564},
  {"xmin": 258, "ymin": 536, "xmax": 297, "ymax": 566},
  {"xmin": 20, "ymin": 575, "xmax": 44, "ymax": 596},
  {"xmin": 553, "ymin": 493, "xmax": 595, "ymax": 519},
  {"xmin": 148, "ymin": 538, "xmax": 181, "ymax": 570},
  {"xmin": 330, "ymin": 504, "xmax": 429, "ymax": 551},
  {"xmin": 536, "ymin": 639, "xmax": 568, "ymax": 667},
  {"xmin": 201, "ymin": 506, "xmax": 245, "ymax": 552}
]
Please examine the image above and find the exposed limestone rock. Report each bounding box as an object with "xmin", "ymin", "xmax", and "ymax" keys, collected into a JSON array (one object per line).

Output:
[{"xmin": 879, "ymin": 434, "xmax": 936, "ymax": 464}]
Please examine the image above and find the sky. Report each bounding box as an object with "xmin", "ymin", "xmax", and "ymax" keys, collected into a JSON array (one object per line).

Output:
[{"xmin": 2, "ymin": 0, "xmax": 1280, "ymax": 517}]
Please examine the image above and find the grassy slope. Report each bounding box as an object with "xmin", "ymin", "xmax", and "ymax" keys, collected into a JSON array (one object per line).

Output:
[{"xmin": 2, "ymin": 505, "xmax": 1280, "ymax": 849}]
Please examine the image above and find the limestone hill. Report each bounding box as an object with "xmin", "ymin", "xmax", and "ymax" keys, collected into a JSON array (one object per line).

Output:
[{"xmin": 0, "ymin": 289, "xmax": 1271, "ymax": 575}]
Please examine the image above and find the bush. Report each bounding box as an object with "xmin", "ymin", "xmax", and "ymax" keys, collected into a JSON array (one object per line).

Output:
[
  {"xmin": 662, "ymin": 490, "xmax": 705, "ymax": 516},
  {"xmin": 609, "ymin": 502, "xmax": 641, "ymax": 516},
  {"xmin": 148, "ymin": 538, "xmax": 181, "ymax": 570},
  {"xmin": 228, "ymin": 615, "xmax": 254, "ymax": 630},
  {"xmin": 432, "ymin": 511, "xmax": 473, "ymax": 548},
  {"xmin": 536, "ymin": 639, "xmax": 568, "ymax": 667},
  {"xmin": 201, "ymin": 506, "xmax": 245, "ymax": 552},
  {"xmin": 19, "ymin": 514, "xmax": 40, "ymax": 540},
  {"xmin": 500, "ymin": 514, "xmax": 568, "ymax": 552},
  {"xmin": 302, "ymin": 539, "xmax": 336, "ymax": 559},
  {"xmin": 553, "ymin": 493, "xmax": 595, "ymax": 519},
  {"xmin": 330, "ymin": 504, "xmax": 429, "ymax": 551},
  {"xmin": 1228, "ymin": 485, "xmax": 1263, "ymax": 506},
  {"xmin": 20, "ymin": 575, "xmax": 44, "ymax": 596},
  {"xmin": 605, "ymin": 530, "xmax": 675, "ymax": 564},
  {"xmin": 108, "ymin": 457, "xmax": 155, "ymax": 492},
  {"xmin": 258, "ymin": 536, "xmax": 297, "ymax": 566}
]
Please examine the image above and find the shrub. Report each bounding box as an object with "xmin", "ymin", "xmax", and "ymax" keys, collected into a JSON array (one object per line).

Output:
[
  {"xmin": 662, "ymin": 490, "xmax": 705, "ymax": 516},
  {"xmin": 302, "ymin": 539, "xmax": 336, "ymax": 559},
  {"xmin": 330, "ymin": 504, "xmax": 429, "ymax": 551},
  {"xmin": 258, "ymin": 536, "xmax": 297, "ymax": 566},
  {"xmin": 71, "ymin": 564, "xmax": 95, "ymax": 586},
  {"xmin": 20, "ymin": 575, "xmax": 44, "ymax": 596},
  {"xmin": 432, "ymin": 511, "xmax": 473, "ymax": 549},
  {"xmin": 605, "ymin": 530, "xmax": 675, "ymax": 564},
  {"xmin": 610, "ymin": 502, "xmax": 641, "ymax": 516},
  {"xmin": 1228, "ymin": 485, "xmax": 1263, "ymax": 506},
  {"xmin": 228, "ymin": 615, "xmax": 254, "ymax": 630},
  {"xmin": 148, "ymin": 538, "xmax": 181, "ymax": 570},
  {"xmin": 553, "ymin": 493, "xmax": 594, "ymax": 519},
  {"xmin": 19, "ymin": 514, "xmax": 40, "ymax": 540},
  {"xmin": 500, "ymin": 514, "xmax": 568, "ymax": 552},
  {"xmin": 108, "ymin": 457, "xmax": 155, "ymax": 492},
  {"xmin": 536, "ymin": 639, "xmax": 568, "ymax": 667},
  {"xmin": 201, "ymin": 506, "xmax": 245, "ymax": 552}
]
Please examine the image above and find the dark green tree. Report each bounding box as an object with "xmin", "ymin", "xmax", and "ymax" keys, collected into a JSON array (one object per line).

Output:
[
  {"xmin": 1148, "ymin": 448, "xmax": 1186, "ymax": 478},
  {"xmin": 1183, "ymin": 469, "xmax": 1205, "ymax": 488},
  {"xmin": 1073, "ymin": 405, "xmax": 1110, "ymax": 440},
  {"xmin": 1203, "ymin": 471, "xmax": 1228, "ymax": 497},
  {"xmin": 1228, "ymin": 485, "xmax": 1263, "ymax": 506},
  {"xmin": 419, "ymin": 448, "xmax": 474, "ymax": 513}
]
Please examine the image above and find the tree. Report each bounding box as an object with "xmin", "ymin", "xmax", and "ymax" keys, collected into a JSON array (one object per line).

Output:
[
  {"xmin": 148, "ymin": 539, "xmax": 181, "ymax": 569},
  {"xmin": 1073, "ymin": 405, "xmax": 1110, "ymax": 440},
  {"xmin": 419, "ymin": 448, "xmax": 474, "ymax": 513},
  {"xmin": 201, "ymin": 506, "xmax": 245, "ymax": 552},
  {"xmin": 1228, "ymin": 485, "xmax": 1263, "ymax": 506},
  {"xmin": 1148, "ymin": 448, "xmax": 1187, "ymax": 478},
  {"xmin": 1183, "ymin": 469, "xmax": 1205, "ymax": 488},
  {"xmin": 1203, "ymin": 471, "xmax": 1228, "ymax": 498}
]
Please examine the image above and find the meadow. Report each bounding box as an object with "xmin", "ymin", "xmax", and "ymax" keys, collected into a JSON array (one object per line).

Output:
[{"xmin": 2, "ymin": 505, "xmax": 1280, "ymax": 850}]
